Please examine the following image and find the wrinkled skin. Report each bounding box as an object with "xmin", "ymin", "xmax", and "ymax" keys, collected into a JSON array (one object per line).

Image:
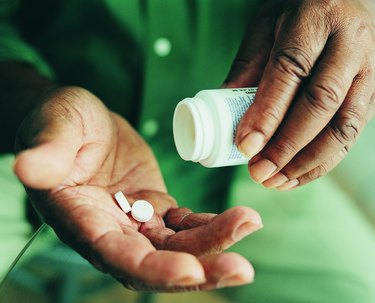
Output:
[
  {"xmin": 13, "ymin": 87, "xmax": 262, "ymax": 291},
  {"xmin": 226, "ymin": 0, "xmax": 375, "ymax": 190}
]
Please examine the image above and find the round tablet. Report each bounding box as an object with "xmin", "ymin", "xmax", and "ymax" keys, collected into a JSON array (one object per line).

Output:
[{"xmin": 131, "ymin": 200, "xmax": 154, "ymax": 222}]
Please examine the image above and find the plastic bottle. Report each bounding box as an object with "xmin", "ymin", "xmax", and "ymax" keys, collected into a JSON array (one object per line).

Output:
[{"xmin": 173, "ymin": 87, "xmax": 257, "ymax": 167}]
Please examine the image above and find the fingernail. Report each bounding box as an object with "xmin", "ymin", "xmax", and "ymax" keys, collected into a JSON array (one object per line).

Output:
[
  {"xmin": 249, "ymin": 158, "xmax": 277, "ymax": 183},
  {"xmin": 173, "ymin": 275, "xmax": 206, "ymax": 286},
  {"xmin": 217, "ymin": 275, "xmax": 254, "ymax": 288},
  {"xmin": 233, "ymin": 222, "xmax": 263, "ymax": 242},
  {"xmin": 262, "ymin": 172, "xmax": 289, "ymax": 188},
  {"xmin": 277, "ymin": 179, "xmax": 299, "ymax": 191},
  {"xmin": 238, "ymin": 131, "xmax": 265, "ymax": 158}
]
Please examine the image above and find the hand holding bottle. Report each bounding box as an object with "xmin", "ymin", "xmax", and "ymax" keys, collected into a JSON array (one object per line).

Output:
[{"xmin": 225, "ymin": 0, "xmax": 375, "ymax": 190}]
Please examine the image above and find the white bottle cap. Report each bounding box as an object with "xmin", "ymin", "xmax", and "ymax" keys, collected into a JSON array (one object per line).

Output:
[
  {"xmin": 173, "ymin": 98, "xmax": 214, "ymax": 162},
  {"xmin": 131, "ymin": 200, "xmax": 154, "ymax": 222}
]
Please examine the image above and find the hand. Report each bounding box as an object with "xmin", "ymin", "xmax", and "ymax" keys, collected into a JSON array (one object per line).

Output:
[
  {"xmin": 225, "ymin": 0, "xmax": 375, "ymax": 190},
  {"xmin": 13, "ymin": 87, "xmax": 262, "ymax": 291}
]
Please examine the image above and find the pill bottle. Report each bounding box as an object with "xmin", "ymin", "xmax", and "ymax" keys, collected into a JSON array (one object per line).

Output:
[{"xmin": 173, "ymin": 87, "xmax": 257, "ymax": 167}]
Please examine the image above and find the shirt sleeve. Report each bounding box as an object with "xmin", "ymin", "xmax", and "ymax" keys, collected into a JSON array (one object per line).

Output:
[{"xmin": 0, "ymin": 1, "xmax": 54, "ymax": 78}]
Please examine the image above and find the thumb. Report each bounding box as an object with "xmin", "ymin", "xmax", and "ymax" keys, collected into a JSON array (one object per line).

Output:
[
  {"xmin": 224, "ymin": 3, "xmax": 279, "ymax": 88},
  {"xmin": 13, "ymin": 109, "xmax": 82, "ymax": 190}
]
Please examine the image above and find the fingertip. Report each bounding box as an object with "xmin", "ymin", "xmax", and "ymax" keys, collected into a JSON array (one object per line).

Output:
[
  {"xmin": 142, "ymin": 251, "xmax": 206, "ymax": 286},
  {"xmin": 200, "ymin": 253, "xmax": 255, "ymax": 290},
  {"xmin": 262, "ymin": 172, "xmax": 289, "ymax": 188},
  {"xmin": 220, "ymin": 263, "xmax": 255, "ymax": 288},
  {"xmin": 218, "ymin": 253, "xmax": 255, "ymax": 285},
  {"xmin": 238, "ymin": 131, "xmax": 265, "ymax": 159},
  {"xmin": 248, "ymin": 158, "xmax": 278, "ymax": 183},
  {"xmin": 218, "ymin": 206, "xmax": 263, "ymax": 243},
  {"xmin": 233, "ymin": 221, "xmax": 263, "ymax": 242},
  {"xmin": 226, "ymin": 206, "xmax": 263, "ymax": 226},
  {"xmin": 276, "ymin": 178, "xmax": 299, "ymax": 191}
]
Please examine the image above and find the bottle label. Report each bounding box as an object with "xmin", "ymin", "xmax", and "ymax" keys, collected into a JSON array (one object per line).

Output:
[{"xmin": 225, "ymin": 88, "xmax": 256, "ymax": 160}]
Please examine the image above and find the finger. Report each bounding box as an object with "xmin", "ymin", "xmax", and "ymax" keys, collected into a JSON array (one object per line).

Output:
[
  {"xmin": 143, "ymin": 206, "xmax": 262, "ymax": 256},
  {"xmin": 13, "ymin": 140, "xmax": 80, "ymax": 189},
  {"xmin": 199, "ymin": 253, "xmax": 254, "ymax": 290},
  {"xmin": 13, "ymin": 88, "xmax": 114, "ymax": 190},
  {"xmin": 247, "ymin": 30, "xmax": 363, "ymax": 184},
  {"xmin": 224, "ymin": 1, "xmax": 280, "ymax": 87},
  {"xmin": 91, "ymin": 229, "xmax": 207, "ymax": 287},
  {"xmin": 286, "ymin": 148, "xmax": 348, "ymax": 190},
  {"xmin": 121, "ymin": 252, "xmax": 254, "ymax": 292},
  {"xmin": 118, "ymin": 252, "xmax": 254, "ymax": 292},
  {"xmin": 164, "ymin": 207, "xmax": 216, "ymax": 231},
  {"xmin": 263, "ymin": 73, "xmax": 372, "ymax": 188},
  {"xmin": 138, "ymin": 208, "xmax": 217, "ymax": 248},
  {"xmin": 13, "ymin": 103, "xmax": 83, "ymax": 189},
  {"xmin": 236, "ymin": 6, "xmax": 330, "ymax": 159}
]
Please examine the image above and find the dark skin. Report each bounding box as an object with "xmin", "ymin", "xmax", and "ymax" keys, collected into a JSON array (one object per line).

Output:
[
  {"xmin": 227, "ymin": 0, "xmax": 375, "ymax": 190},
  {"xmin": 11, "ymin": 85, "xmax": 261, "ymax": 291},
  {"xmin": 2, "ymin": 0, "xmax": 375, "ymax": 293}
]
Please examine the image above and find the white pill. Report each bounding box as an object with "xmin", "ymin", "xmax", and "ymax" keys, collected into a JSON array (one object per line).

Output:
[
  {"xmin": 114, "ymin": 191, "xmax": 132, "ymax": 213},
  {"xmin": 131, "ymin": 200, "xmax": 154, "ymax": 222}
]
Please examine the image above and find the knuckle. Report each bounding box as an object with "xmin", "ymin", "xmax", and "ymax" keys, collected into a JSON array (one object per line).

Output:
[
  {"xmin": 349, "ymin": 12, "xmax": 374, "ymax": 42},
  {"xmin": 229, "ymin": 58, "xmax": 250, "ymax": 74},
  {"xmin": 329, "ymin": 112, "xmax": 361, "ymax": 145},
  {"xmin": 298, "ymin": 147, "xmax": 349, "ymax": 186},
  {"xmin": 304, "ymin": 81, "xmax": 343, "ymax": 115},
  {"xmin": 302, "ymin": 148, "xmax": 347, "ymax": 183},
  {"xmin": 229, "ymin": 49, "xmax": 263, "ymax": 75},
  {"xmin": 343, "ymin": 145, "xmax": 350, "ymax": 155},
  {"xmin": 268, "ymin": 135, "xmax": 299, "ymax": 162},
  {"xmin": 359, "ymin": 50, "xmax": 375, "ymax": 82},
  {"xmin": 360, "ymin": 64, "xmax": 375, "ymax": 80},
  {"xmin": 232, "ymin": 54, "xmax": 254, "ymax": 69},
  {"xmin": 307, "ymin": 163, "xmax": 330, "ymax": 181},
  {"xmin": 355, "ymin": 18, "xmax": 373, "ymax": 40},
  {"xmin": 315, "ymin": 163, "xmax": 330, "ymax": 178},
  {"xmin": 261, "ymin": 105, "xmax": 284, "ymax": 127},
  {"xmin": 272, "ymin": 47, "xmax": 313, "ymax": 80}
]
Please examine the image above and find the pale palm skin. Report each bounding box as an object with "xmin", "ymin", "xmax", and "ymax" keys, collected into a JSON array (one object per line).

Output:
[{"xmin": 13, "ymin": 87, "xmax": 262, "ymax": 291}]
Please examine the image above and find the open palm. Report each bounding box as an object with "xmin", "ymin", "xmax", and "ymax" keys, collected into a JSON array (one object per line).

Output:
[{"xmin": 13, "ymin": 87, "xmax": 262, "ymax": 291}]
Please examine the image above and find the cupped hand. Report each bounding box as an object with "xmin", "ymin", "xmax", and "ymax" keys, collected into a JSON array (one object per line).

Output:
[
  {"xmin": 226, "ymin": 0, "xmax": 375, "ymax": 190},
  {"xmin": 13, "ymin": 87, "xmax": 262, "ymax": 291}
]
